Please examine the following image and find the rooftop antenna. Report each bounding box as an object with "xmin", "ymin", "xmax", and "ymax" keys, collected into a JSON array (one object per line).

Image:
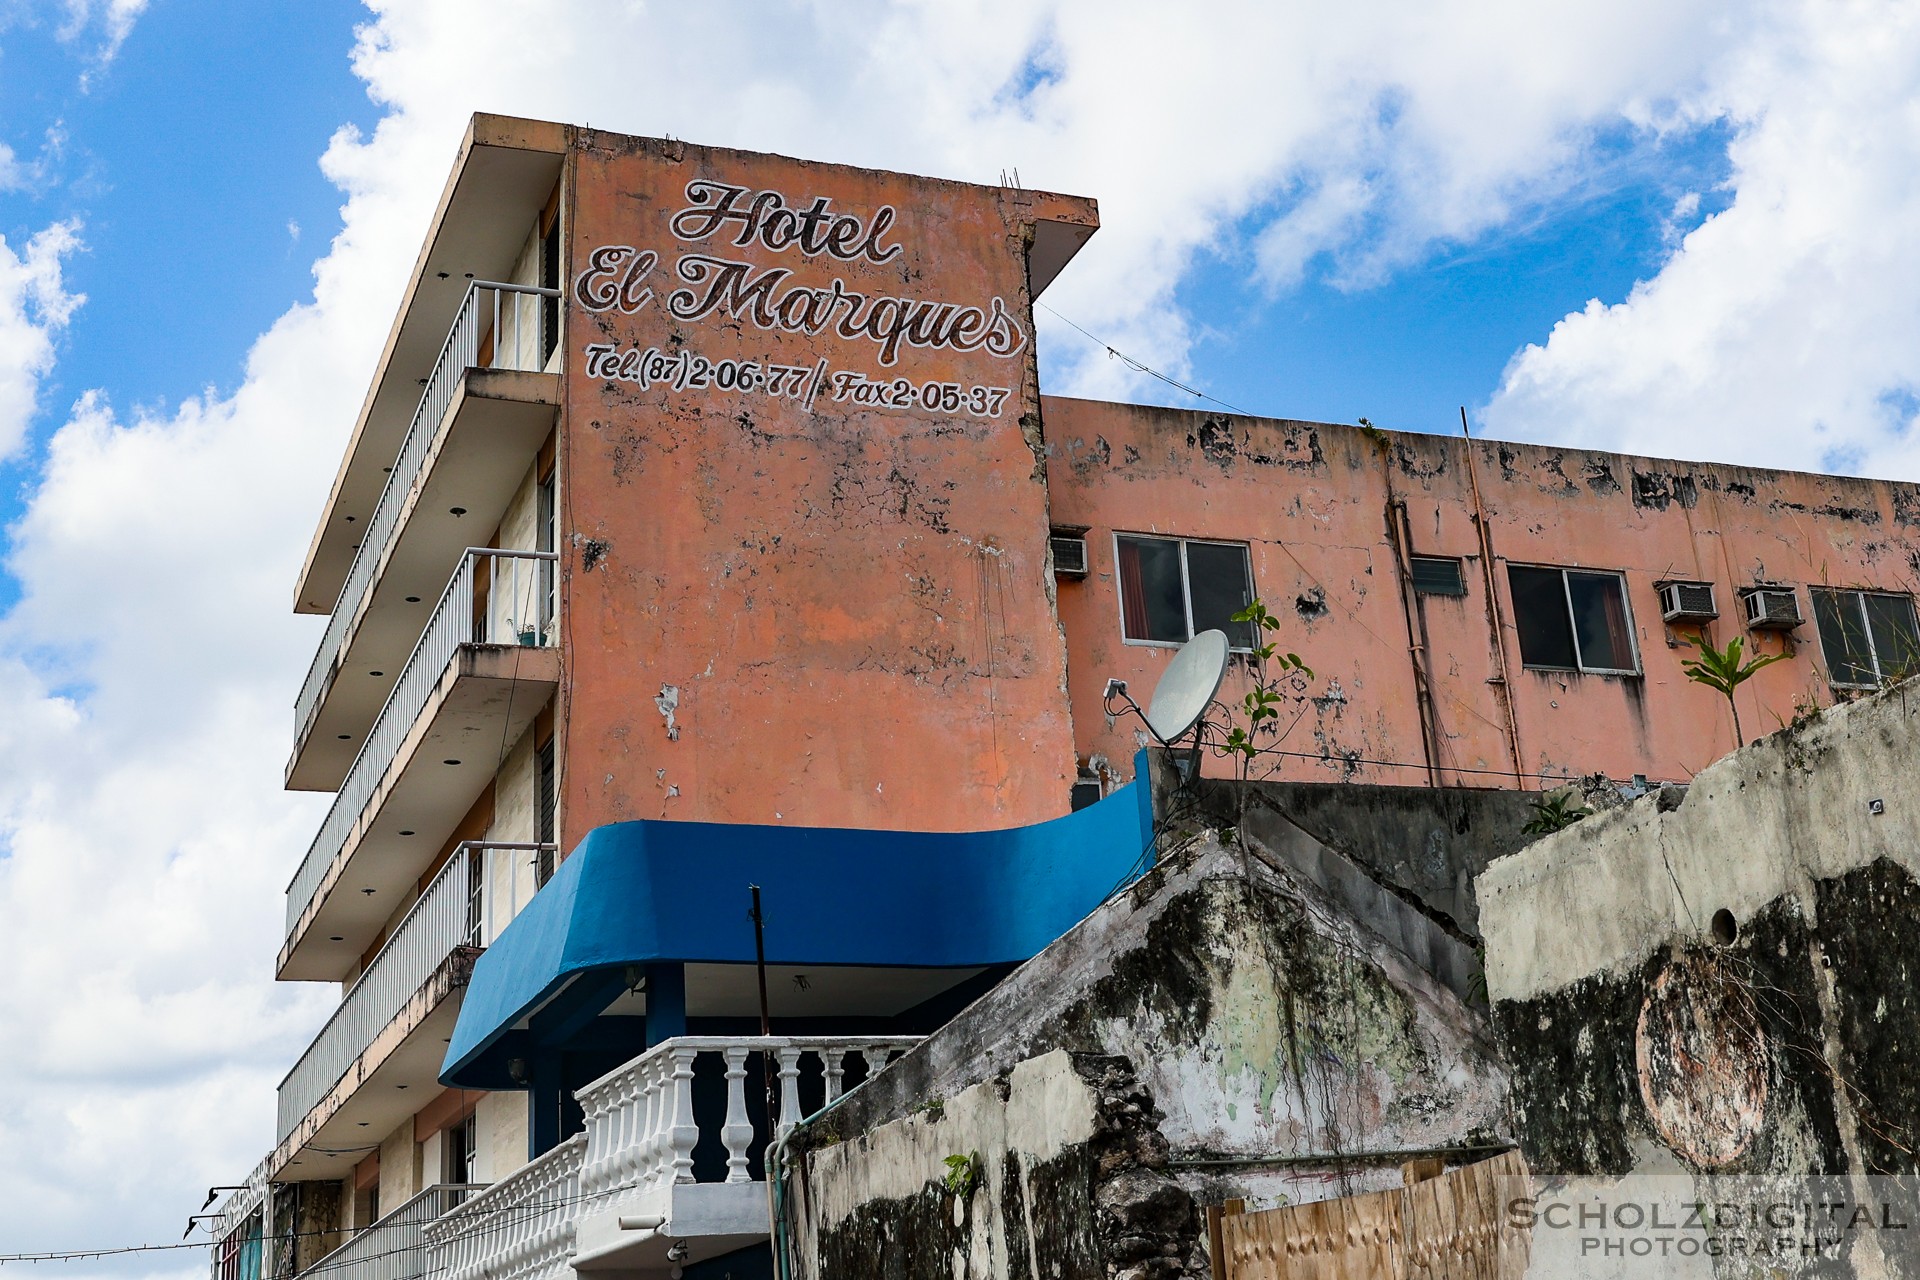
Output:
[{"xmin": 1103, "ymin": 629, "xmax": 1231, "ymax": 777}]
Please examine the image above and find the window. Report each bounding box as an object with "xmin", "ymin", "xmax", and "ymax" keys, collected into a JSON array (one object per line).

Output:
[
  {"xmin": 1115, "ymin": 535, "xmax": 1255, "ymax": 649},
  {"xmin": 464, "ymin": 844, "xmax": 485, "ymax": 947},
  {"xmin": 537, "ymin": 471, "xmax": 557, "ymax": 640},
  {"xmin": 445, "ymin": 1109, "xmax": 478, "ymax": 1184},
  {"xmin": 539, "ymin": 207, "xmax": 561, "ymax": 365},
  {"xmin": 1812, "ymin": 588, "xmax": 1920, "ymax": 688},
  {"xmin": 1507, "ymin": 565, "xmax": 1640, "ymax": 674},
  {"xmin": 536, "ymin": 737, "xmax": 557, "ymax": 887},
  {"xmin": 1410, "ymin": 556, "xmax": 1467, "ymax": 597}
]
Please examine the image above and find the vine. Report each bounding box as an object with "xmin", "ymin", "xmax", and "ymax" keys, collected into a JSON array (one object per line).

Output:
[{"xmin": 1217, "ymin": 599, "xmax": 1313, "ymax": 779}]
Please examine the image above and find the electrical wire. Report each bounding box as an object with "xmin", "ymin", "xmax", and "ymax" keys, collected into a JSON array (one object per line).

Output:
[
  {"xmin": 1036, "ymin": 302, "xmax": 1250, "ymax": 415},
  {"xmin": 14, "ymin": 1174, "xmax": 631, "ymax": 1271},
  {"xmin": 1103, "ymin": 681, "xmax": 1642, "ymax": 790}
]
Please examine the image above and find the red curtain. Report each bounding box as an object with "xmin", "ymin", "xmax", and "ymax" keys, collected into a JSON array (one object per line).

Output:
[{"xmin": 1116, "ymin": 538, "xmax": 1150, "ymax": 639}]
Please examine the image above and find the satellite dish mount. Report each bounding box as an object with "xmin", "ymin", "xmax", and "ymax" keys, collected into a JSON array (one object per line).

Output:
[{"xmin": 1103, "ymin": 630, "xmax": 1231, "ymax": 780}]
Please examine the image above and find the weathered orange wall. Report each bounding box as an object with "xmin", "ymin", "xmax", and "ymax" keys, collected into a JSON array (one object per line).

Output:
[
  {"xmin": 1044, "ymin": 396, "xmax": 1920, "ymax": 789},
  {"xmin": 559, "ymin": 133, "xmax": 1097, "ymax": 839}
]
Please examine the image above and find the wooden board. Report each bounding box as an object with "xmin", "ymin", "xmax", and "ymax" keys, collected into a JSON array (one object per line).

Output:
[{"xmin": 1217, "ymin": 1151, "xmax": 1532, "ymax": 1280}]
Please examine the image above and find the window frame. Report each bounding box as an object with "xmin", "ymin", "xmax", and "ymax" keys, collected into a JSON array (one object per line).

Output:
[
  {"xmin": 1812, "ymin": 587, "xmax": 1920, "ymax": 689},
  {"xmin": 1111, "ymin": 532, "xmax": 1257, "ymax": 652},
  {"xmin": 1506, "ymin": 563, "xmax": 1643, "ymax": 677}
]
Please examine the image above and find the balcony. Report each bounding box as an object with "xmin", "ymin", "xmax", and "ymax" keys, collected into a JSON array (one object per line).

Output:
[
  {"xmin": 282, "ymin": 549, "xmax": 559, "ymax": 980},
  {"xmin": 299, "ymin": 115, "xmax": 565, "ymax": 616},
  {"xmin": 298, "ymin": 1185, "xmax": 484, "ymax": 1280},
  {"xmin": 275, "ymin": 841, "xmax": 555, "ymax": 1175},
  {"xmin": 424, "ymin": 1037, "xmax": 920, "ymax": 1280},
  {"xmin": 290, "ymin": 280, "xmax": 561, "ymax": 793}
]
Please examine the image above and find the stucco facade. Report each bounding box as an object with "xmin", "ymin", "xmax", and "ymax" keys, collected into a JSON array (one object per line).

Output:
[
  {"xmin": 1047, "ymin": 397, "xmax": 1920, "ymax": 791},
  {"xmin": 557, "ymin": 133, "xmax": 1096, "ymax": 838}
]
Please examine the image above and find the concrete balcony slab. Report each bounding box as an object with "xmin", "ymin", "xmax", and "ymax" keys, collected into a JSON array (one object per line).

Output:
[
  {"xmin": 280, "ymin": 643, "xmax": 557, "ymax": 981},
  {"xmin": 290, "ymin": 368, "xmax": 558, "ymax": 792}
]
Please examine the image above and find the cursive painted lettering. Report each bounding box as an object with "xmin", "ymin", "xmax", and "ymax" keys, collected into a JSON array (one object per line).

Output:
[
  {"xmin": 670, "ymin": 181, "xmax": 902, "ymax": 264},
  {"xmin": 666, "ymin": 253, "xmax": 1025, "ymax": 366},
  {"xmin": 573, "ymin": 245, "xmax": 658, "ymax": 314}
]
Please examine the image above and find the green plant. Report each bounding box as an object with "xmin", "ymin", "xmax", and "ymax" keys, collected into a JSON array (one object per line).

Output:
[
  {"xmin": 1522, "ymin": 792, "xmax": 1592, "ymax": 836},
  {"xmin": 943, "ymin": 1151, "xmax": 981, "ymax": 1197},
  {"xmin": 1681, "ymin": 633, "xmax": 1787, "ymax": 748},
  {"xmin": 1219, "ymin": 599, "xmax": 1312, "ymax": 776}
]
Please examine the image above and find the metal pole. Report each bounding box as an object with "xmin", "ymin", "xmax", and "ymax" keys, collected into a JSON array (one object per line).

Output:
[{"xmin": 749, "ymin": 885, "xmax": 776, "ymax": 1128}]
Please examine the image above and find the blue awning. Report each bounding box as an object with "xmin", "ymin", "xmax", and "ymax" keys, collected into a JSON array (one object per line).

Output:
[{"xmin": 440, "ymin": 768, "xmax": 1154, "ymax": 1086}]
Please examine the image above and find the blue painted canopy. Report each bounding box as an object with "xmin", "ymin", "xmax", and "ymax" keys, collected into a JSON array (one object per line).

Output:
[{"xmin": 441, "ymin": 770, "xmax": 1155, "ymax": 1086}]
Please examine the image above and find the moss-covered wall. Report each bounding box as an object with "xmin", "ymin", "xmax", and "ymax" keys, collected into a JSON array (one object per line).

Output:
[
  {"xmin": 790, "ymin": 820, "xmax": 1511, "ymax": 1277},
  {"xmin": 1482, "ymin": 677, "xmax": 1920, "ymax": 1189},
  {"xmin": 791, "ymin": 1052, "xmax": 1194, "ymax": 1280}
]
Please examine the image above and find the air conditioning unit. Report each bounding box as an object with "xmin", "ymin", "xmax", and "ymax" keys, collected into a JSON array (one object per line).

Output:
[
  {"xmin": 1658, "ymin": 581, "xmax": 1718, "ymax": 622},
  {"xmin": 1050, "ymin": 534, "xmax": 1089, "ymax": 577},
  {"xmin": 1741, "ymin": 586, "xmax": 1802, "ymax": 630}
]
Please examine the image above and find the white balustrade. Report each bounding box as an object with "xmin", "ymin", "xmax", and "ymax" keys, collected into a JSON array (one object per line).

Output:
[
  {"xmin": 720, "ymin": 1047, "xmax": 753, "ymax": 1184},
  {"xmin": 285, "ymin": 548, "xmax": 557, "ymax": 942},
  {"xmin": 274, "ymin": 1036, "xmax": 920, "ymax": 1280},
  {"xmin": 295, "ymin": 280, "xmax": 560, "ymax": 747},
  {"xmin": 573, "ymin": 1036, "xmax": 921, "ymax": 1216},
  {"xmin": 425, "ymin": 1135, "xmax": 585, "ymax": 1280}
]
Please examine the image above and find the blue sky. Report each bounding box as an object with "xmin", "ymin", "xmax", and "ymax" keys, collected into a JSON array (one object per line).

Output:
[
  {"xmin": 0, "ymin": 0, "xmax": 372, "ymax": 608},
  {"xmin": 0, "ymin": 0, "xmax": 369, "ymax": 460},
  {"xmin": 1178, "ymin": 123, "xmax": 1737, "ymax": 434}
]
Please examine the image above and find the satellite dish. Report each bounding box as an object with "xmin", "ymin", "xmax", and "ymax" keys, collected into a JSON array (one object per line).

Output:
[{"xmin": 1144, "ymin": 629, "xmax": 1230, "ymax": 744}]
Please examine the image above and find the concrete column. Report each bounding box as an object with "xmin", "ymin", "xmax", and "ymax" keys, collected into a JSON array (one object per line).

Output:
[
  {"xmin": 527, "ymin": 1049, "xmax": 564, "ymax": 1159},
  {"xmin": 644, "ymin": 963, "xmax": 686, "ymax": 1044}
]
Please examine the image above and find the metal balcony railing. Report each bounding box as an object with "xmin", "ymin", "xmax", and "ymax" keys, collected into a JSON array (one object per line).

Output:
[
  {"xmin": 285, "ymin": 548, "xmax": 557, "ymax": 942},
  {"xmin": 277, "ymin": 836, "xmax": 555, "ymax": 1145},
  {"xmin": 296, "ymin": 280, "xmax": 560, "ymax": 749},
  {"xmin": 297, "ymin": 1184, "xmax": 485, "ymax": 1280},
  {"xmin": 425, "ymin": 1036, "xmax": 921, "ymax": 1280}
]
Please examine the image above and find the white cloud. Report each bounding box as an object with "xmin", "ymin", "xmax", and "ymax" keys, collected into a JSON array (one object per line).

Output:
[
  {"xmin": 1482, "ymin": 2, "xmax": 1920, "ymax": 477},
  {"xmin": 8, "ymin": 1, "xmax": 1920, "ymax": 1274},
  {"xmin": 0, "ymin": 221, "xmax": 81, "ymax": 458},
  {"xmin": 59, "ymin": 0, "xmax": 147, "ymax": 70},
  {"xmin": 0, "ymin": 125, "xmax": 70, "ymax": 196}
]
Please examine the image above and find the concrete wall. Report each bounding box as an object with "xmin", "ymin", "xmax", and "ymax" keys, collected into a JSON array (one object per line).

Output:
[
  {"xmin": 375, "ymin": 1118, "xmax": 419, "ymax": 1221},
  {"xmin": 1479, "ymin": 674, "xmax": 1920, "ymax": 1186},
  {"xmin": 1175, "ymin": 774, "xmax": 1541, "ymax": 939},
  {"xmin": 481, "ymin": 721, "xmax": 543, "ymax": 942},
  {"xmin": 475, "ymin": 1088, "xmax": 527, "ymax": 1182},
  {"xmin": 793, "ymin": 808, "xmax": 1510, "ymax": 1260},
  {"xmin": 791, "ymin": 1049, "xmax": 1198, "ymax": 1280},
  {"xmin": 557, "ymin": 132, "xmax": 1097, "ymax": 839},
  {"xmin": 1045, "ymin": 397, "xmax": 1920, "ymax": 792}
]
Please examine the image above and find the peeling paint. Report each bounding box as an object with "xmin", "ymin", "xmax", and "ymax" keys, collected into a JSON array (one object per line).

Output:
[{"xmin": 654, "ymin": 685, "xmax": 680, "ymax": 741}]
